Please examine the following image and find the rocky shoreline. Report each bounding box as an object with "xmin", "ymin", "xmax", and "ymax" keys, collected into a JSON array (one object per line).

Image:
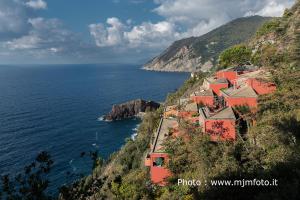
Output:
[{"xmin": 103, "ymin": 99, "xmax": 160, "ymax": 121}]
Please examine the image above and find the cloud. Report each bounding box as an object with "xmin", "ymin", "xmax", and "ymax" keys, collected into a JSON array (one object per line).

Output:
[
  {"xmin": 25, "ymin": 0, "xmax": 47, "ymax": 10},
  {"xmin": 3, "ymin": 17, "xmax": 93, "ymax": 63},
  {"xmin": 0, "ymin": 0, "xmax": 30, "ymax": 40},
  {"xmin": 89, "ymin": 18, "xmax": 180, "ymax": 50},
  {"xmin": 89, "ymin": 17, "xmax": 125, "ymax": 47},
  {"xmin": 5, "ymin": 18, "xmax": 63, "ymax": 50},
  {"xmin": 124, "ymin": 21, "xmax": 178, "ymax": 48},
  {"xmin": 6, "ymin": 35, "xmax": 41, "ymax": 50},
  {"xmin": 89, "ymin": 0, "xmax": 294, "ymax": 52},
  {"xmin": 154, "ymin": 0, "xmax": 294, "ymax": 34},
  {"xmin": 246, "ymin": 1, "xmax": 292, "ymax": 17},
  {"xmin": 0, "ymin": 0, "xmax": 295, "ymax": 64}
]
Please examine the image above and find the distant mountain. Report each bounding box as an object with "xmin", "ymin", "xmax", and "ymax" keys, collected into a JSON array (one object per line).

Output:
[{"xmin": 143, "ymin": 16, "xmax": 271, "ymax": 72}]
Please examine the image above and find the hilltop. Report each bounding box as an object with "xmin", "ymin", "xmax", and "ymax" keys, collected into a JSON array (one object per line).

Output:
[{"xmin": 143, "ymin": 16, "xmax": 271, "ymax": 72}]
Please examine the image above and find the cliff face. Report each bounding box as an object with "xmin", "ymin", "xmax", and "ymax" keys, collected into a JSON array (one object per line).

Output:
[
  {"xmin": 143, "ymin": 16, "xmax": 271, "ymax": 72},
  {"xmin": 103, "ymin": 99, "xmax": 160, "ymax": 121},
  {"xmin": 144, "ymin": 45, "xmax": 213, "ymax": 72}
]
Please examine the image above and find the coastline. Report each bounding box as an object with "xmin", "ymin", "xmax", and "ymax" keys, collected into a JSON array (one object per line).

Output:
[{"xmin": 142, "ymin": 66, "xmax": 194, "ymax": 73}]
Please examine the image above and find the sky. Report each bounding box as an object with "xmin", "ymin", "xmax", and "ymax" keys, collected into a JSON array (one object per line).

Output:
[{"xmin": 0, "ymin": 0, "xmax": 295, "ymax": 64}]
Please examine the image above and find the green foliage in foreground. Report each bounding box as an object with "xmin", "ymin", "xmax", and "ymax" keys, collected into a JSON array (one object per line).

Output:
[{"xmin": 0, "ymin": 152, "xmax": 54, "ymax": 200}]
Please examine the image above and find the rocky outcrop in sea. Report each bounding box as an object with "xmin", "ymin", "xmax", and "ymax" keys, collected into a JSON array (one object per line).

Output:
[{"xmin": 103, "ymin": 99, "xmax": 160, "ymax": 121}]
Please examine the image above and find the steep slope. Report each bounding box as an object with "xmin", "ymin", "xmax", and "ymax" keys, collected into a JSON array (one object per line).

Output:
[
  {"xmin": 59, "ymin": 2, "xmax": 300, "ymax": 200},
  {"xmin": 143, "ymin": 16, "xmax": 271, "ymax": 72}
]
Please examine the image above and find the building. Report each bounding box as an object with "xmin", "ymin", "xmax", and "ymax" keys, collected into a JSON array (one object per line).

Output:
[
  {"xmin": 191, "ymin": 89, "xmax": 215, "ymax": 107},
  {"xmin": 145, "ymin": 118, "xmax": 178, "ymax": 186},
  {"xmin": 204, "ymin": 77, "xmax": 229, "ymax": 96},
  {"xmin": 199, "ymin": 107, "xmax": 236, "ymax": 141},
  {"xmin": 246, "ymin": 78, "xmax": 276, "ymax": 95},
  {"xmin": 163, "ymin": 105, "xmax": 178, "ymax": 118},
  {"xmin": 221, "ymin": 86, "xmax": 258, "ymax": 108},
  {"xmin": 178, "ymin": 102, "xmax": 199, "ymax": 124},
  {"xmin": 216, "ymin": 69, "xmax": 238, "ymax": 84},
  {"xmin": 146, "ymin": 66, "xmax": 277, "ymax": 185}
]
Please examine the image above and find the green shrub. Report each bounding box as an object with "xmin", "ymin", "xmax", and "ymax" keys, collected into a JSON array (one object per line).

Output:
[
  {"xmin": 256, "ymin": 19, "xmax": 281, "ymax": 36},
  {"xmin": 218, "ymin": 45, "xmax": 252, "ymax": 68}
]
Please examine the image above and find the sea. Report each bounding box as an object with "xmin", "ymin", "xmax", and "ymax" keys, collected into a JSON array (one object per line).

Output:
[{"xmin": 0, "ymin": 64, "xmax": 188, "ymax": 193}]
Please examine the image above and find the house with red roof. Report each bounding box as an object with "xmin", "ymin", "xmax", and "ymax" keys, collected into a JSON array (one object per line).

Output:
[
  {"xmin": 246, "ymin": 78, "xmax": 276, "ymax": 95},
  {"xmin": 191, "ymin": 89, "xmax": 215, "ymax": 107},
  {"xmin": 145, "ymin": 118, "xmax": 178, "ymax": 186},
  {"xmin": 204, "ymin": 77, "xmax": 229, "ymax": 96},
  {"xmin": 216, "ymin": 69, "xmax": 238, "ymax": 84},
  {"xmin": 221, "ymin": 86, "xmax": 258, "ymax": 108},
  {"xmin": 199, "ymin": 107, "xmax": 236, "ymax": 141}
]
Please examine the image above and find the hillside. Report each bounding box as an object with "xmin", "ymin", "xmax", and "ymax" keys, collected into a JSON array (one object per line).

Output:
[
  {"xmin": 35, "ymin": 2, "xmax": 300, "ymax": 200},
  {"xmin": 143, "ymin": 16, "xmax": 271, "ymax": 72}
]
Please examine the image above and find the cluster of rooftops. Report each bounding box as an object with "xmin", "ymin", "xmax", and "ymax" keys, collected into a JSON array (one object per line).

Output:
[{"xmin": 145, "ymin": 66, "xmax": 277, "ymax": 185}]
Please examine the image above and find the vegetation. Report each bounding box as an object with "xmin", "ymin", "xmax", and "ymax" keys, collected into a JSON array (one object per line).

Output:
[
  {"xmin": 59, "ymin": 110, "xmax": 162, "ymax": 199},
  {"xmin": 256, "ymin": 19, "xmax": 281, "ymax": 36},
  {"xmin": 158, "ymin": 66, "xmax": 299, "ymax": 199},
  {"xmin": 0, "ymin": 152, "xmax": 54, "ymax": 200},
  {"xmin": 191, "ymin": 16, "xmax": 270, "ymax": 63},
  {"xmin": 251, "ymin": 44, "xmax": 289, "ymax": 68},
  {"xmin": 218, "ymin": 45, "xmax": 252, "ymax": 68},
  {"xmin": 154, "ymin": 3, "xmax": 300, "ymax": 198},
  {"xmin": 166, "ymin": 72, "xmax": 207, "ymax": 105}
]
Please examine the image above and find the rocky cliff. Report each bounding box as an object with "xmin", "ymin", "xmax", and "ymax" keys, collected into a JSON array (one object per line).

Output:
[
  {"xmin": 103, "ymin": 99, "xmax": 160, "ymax": 121},
  {"xmin": 143, "ymin": 16, "xmax": 271, "ymax": 72}
]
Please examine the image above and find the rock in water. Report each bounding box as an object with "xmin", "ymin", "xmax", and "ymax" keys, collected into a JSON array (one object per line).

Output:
[{"xmin": 103, "ymin": 99, "xmax": 160, "ymax": 121}]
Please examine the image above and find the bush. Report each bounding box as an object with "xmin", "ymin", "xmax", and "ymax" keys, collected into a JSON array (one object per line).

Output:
[
  {"xmin": 251, "ymin": 44, "xmax": 289, "ymax": 67},
  {"xmin": 218, "ymin": 45, "xmax": 252, "ymax": 68},
  {"xmin": 256, "ymin": 19, "xmax": 281, "ymax": 36},
  {"xmin": 0, "ymin": 152, "xmax": 54, "ymax": 200}
]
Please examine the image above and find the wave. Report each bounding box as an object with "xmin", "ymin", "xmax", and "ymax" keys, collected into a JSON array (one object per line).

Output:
[
  {"xmin": 69, "ymin": 159, "xmax": 77, "ymax": 172},
  {"xmin": 97, "ymin": 116, "xmax": 104, "ymax": 121},
  {"xmin": 97, "ymin": 116, "xmax": 112, "ymax": 122},
  {"xmin": 131, "ymin": 124, "xmax": 140, "ymax": 141}
]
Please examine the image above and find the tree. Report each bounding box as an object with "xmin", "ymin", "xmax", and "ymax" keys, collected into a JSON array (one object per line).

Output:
[
  {"xmin": 0, "ymin": 151, "xmax": 54, "ymax": 200},
  {"xmin": 219, "ymin": 45, "xmax": 252, "ymax": 68}
]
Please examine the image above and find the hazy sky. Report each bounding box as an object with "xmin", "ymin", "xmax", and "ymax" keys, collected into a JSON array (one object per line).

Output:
[{"xmin": 0, "ymin": 0, "xmax": 295, "ymax": 64}]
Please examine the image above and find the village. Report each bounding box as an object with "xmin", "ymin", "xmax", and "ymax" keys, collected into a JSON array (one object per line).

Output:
[{"xmin": 144, "ymin": 66, "xmax": 277, "ymax": 186}]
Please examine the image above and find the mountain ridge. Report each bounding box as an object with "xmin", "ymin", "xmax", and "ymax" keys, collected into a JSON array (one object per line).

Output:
[{"xmin": 143, "ymin": 16, "xmax": 272, "ymax": 72}]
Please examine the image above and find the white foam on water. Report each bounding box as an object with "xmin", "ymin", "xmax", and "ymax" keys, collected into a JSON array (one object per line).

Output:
[
  {"xmin": 97, "ymin": 116, "xmax": 112, "ymax": 122},
  {"xmin": 97, "ymin": 116, "xmax": 104, "ymax": 121},
  {"xmin": 131, "ymin": 124, "xmax": 140, "ymax": 141}
]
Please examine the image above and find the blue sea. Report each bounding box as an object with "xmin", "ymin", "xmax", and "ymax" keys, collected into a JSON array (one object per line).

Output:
[{"xmin": 0, "ymin": 64, "xmax": 188, "ymax": 193}]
